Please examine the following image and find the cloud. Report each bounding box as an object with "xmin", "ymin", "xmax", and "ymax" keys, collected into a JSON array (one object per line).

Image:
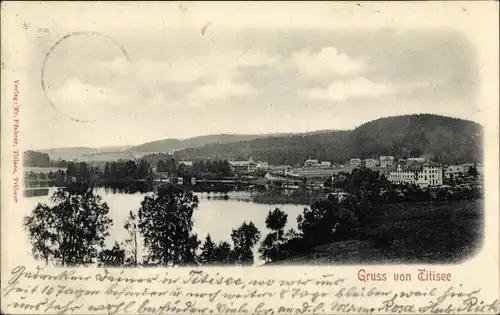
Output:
[
  {"xmin": 51, "ymin": 79, "xmax": 130, "ymax": 107},
  {"xmin": 291, "ymin": 46, "xmax": 363, "ymax": 77},
  {"xmin": 49, "ymin": 79, "xmax": 176, "ymax": 121},
  {"xmin": 89, "ymin": 50, "xmax": 278, "ymax": 106},
  {"xmin": 301, "ymin": 77, "xmax": 394, "ymax": 102},
  {"xmin": 97, "ymin": 57, "xmax": 207, "ymax": 84},
  {"xmin": 49, "ymin": 79, "xmax": 127, "ymax": 121},
  {"xmin": 97, "ymin": 50, "xmax": 279, "ymax": 84},
  {"xmin": 189, "ymin": 76, "xmax": 257, "ymax": 103},
  {"xmin": 234, "ymin": 51, "xmax": 282, "ymax": 68},
  {"xmin": 51, "ymin": 49, "xmax": 270, "ymax": 117}
]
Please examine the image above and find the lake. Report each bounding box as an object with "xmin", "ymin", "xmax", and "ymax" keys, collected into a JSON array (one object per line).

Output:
[{"xmin": 20, "ymin": 187, "xmax": 308, "ymax": 265}]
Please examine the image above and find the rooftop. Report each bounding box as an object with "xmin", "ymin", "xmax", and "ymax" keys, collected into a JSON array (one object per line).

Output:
[
  {"xmin": 229, "ymin": 160, "xmax": 257, "ymax": 165},
  {"xmin": 392, "ymin": 159, "xmax": 441, "ymax": 171},
  {"xmin": 380, "ymin": 156, "xmax": 395, "ymax": 161}
]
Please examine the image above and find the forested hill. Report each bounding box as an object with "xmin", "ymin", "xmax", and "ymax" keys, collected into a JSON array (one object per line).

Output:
[
  {"xmin": 36, "ymin": 135, "xmax": 269, "ymax": 161},
  {"xmin": 172, "ymin": 114, "xmax": 483, "ymax": 165},
  {"xmin": 130, "ymin": 134, "xmax": 269, "ymax": 153},
  {"xmin": 172, "ymin": 131, "xmax": 352, "ymax": 166},
  {"xmin": 348, "ymin": 114, "xmax": 482, "ymax": 163}
]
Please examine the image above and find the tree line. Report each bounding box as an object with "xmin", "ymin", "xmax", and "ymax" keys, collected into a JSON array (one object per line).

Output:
[
  {"xmin": 24, "ymin": 170, "xmax": 66, "ymax": 187},
  {"xmin": 24, "ymin": 183, "xmax": 262, "ymax": 267},
  {"xmin": 323, "ymin": 167, "xmax": 481, "ymax": 204},
  {"xmin": 23, "ymin": 150, "xmax": 68, "ymax": 167},
  {"xmin": 20, "ymin": 179, "xmax": 382, "ymax": 266},
  {"xmin": 23, "ymin": 167, "xmax": 483, "ymax": 267},
  {"xmin": 171, "ymin": 114, "xmax": 482, "ymax": 166},
  {"xmin": 24, "ymin": 157, "xmax": 236, "ymax": 188},
  {"xmin": 145, "ymin": 154, "xmax": 234, "ymax": 179},
  {"xmin": 257, "ymin": 167, "xmax": 482, "ymax": 263}
]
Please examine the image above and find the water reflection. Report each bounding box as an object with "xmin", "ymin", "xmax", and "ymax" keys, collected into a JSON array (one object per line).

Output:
[
  {"xmin": 23, "ymin": 180, "xmax": 327, "ymax": 210},
  {"xmin": 95, "ymin": 182, "xmax": 326, "ymax": 206},
  {"xmin": 21, "ymin": 185, "xmax": 307, "ymax": 265},
  {"xmin": 23, "ymin": 188, "xmax": 50, "ymax": 198},
  {"xmin": 102, "ymin": 181, "xmax": 154, "ymax": 194}
]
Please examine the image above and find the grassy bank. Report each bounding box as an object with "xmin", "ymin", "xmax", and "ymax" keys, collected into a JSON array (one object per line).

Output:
[{"xmin": 271, "ymin": 199, "xmax": 483, "ymax": 265}]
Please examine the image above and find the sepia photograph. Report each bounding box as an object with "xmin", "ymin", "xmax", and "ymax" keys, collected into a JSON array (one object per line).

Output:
[
  {"xmin": 2, "ymin": 2, "xmax": 499, "ymax": 315},
  {"xmin": 17, "ymin": 22, "xmax": 485, "ymax": 268}
]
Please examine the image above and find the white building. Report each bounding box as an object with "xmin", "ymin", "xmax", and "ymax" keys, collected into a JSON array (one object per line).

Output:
[
  {"xmin": 461, "ymin": 163, "xmax": 483, "ymax": 180},
  {"xmin": 364, "ymin": 158, "xmax": 378, "ymax": 168},
  {"xmin": 408, "ymin": 157, "xmax": 426, "ymax": 163},
  {"xmin": 379, "ymin": 156, "xmax": 395, "ymax": 168},
  {"xmin": 304, "ymin": 159, "xmax": 320, "ymax": 168},
  {"xmin": 256, "ymin": 161, "xmax": 269, "ymax": 169},
  {"xmin": 444, "ymin": 165, "xmax": 465, "ymax": 179},
  {"xmin": 264, "ymin": 173, "xmax": 275, "ymax": 180},
  {"xmin": 283, "ymin": 169, "xmax": 300, "ymax": 177},
  {"xmin": 349, "ymin": 158, "xmax": 362, "ymax": 168},
  {"xmin": 327, "ymin": 192, "xmax": 353, "ymax": 202},
  {"xmin": 320, "ymin": 161, "xmax": 332, "ymax": 168},
  {"xmin": 228, "ymin": 160, "xmax": 258, "ymax": 172},
  {"xmin": 476, "ymin": 164, "xmax": 484, "ymax": 179},
  {"xmin": 178, "ymin": 161, "xmax": 193, "ymax": 167},
  {"xmin": 265, "ymin": 172, "xmax": 284, "ymax": 182},
  {"xmin": 388, "ymin": 160, "xmax": 443, "ymax": 187}
]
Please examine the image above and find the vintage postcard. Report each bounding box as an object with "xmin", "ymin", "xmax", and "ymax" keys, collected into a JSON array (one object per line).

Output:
[{"xmin": 1, "ymin": 1, "xmax": 499, "ymax": 314}]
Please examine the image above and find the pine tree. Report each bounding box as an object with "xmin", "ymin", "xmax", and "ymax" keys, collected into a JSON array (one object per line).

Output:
[
  {"xmin": 214, "ymin": 241, "xmax": 233, "ymax": 264},
  {"xmin": 231, "ymin": 221, "xmax": 260, "ymax": 265},
  {"xmin": 259, "ymin": 208, "xmax": 288, "ymax": 262},
  {"xmin": 200, "ymin": 234, "xmax": 217, "ymax": 264}
]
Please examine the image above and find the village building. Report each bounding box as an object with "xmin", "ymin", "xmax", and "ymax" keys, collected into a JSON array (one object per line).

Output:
[
  {"xmin": 408, "ymin": 157, "xmax": 426, "ymax": 162},
  {"xmin": 320, "ymin": 161, "xmax": 332, "ymax": 168},
  {"xmin": 256, "ymin": 161, "xmax": 269, "ymax": 169},
  {"xmin": 379, "ymin": 156, "xmax": 395, "ymax": 168},
  {"xmin": 327, "ymin": 192, "xmax": 353, "ymax": 202},
  {"xmin": 178, "ymin": 161, "xmax": 193, "ymax": 167},
  {"xmin": 265, "ymin": 172, "xmax": 286, "ymax": 182},
  {"xmin": 283, "ymin": 168, "xmax": 300, "ymax": 177},
  {"xmin": 304, "ymin": 159, "xmax": 320, "ymax": 168},
  {"xmin": 462, "ymin": 163, "xmax": 474, "ymax": 171},
  {"xmin": 349, "ymin": 158, "xmax": 362, "ymax": 168},
  {"xmin": 228, "ymin": 160, "xmax": 258, "ymax": 172},
  {"xmin": 151, "ymin": 166, "xmax": 171, "ymax": 178},
  {"xmin": 264, "ymin": 173, "xmax": 276, "ymax": 180},
  {"xmin": 444, "ymin": 165, "xmax": 465, "ymax": 179},
  {"xmin": 364, "ymin": 158, "xmax": 378, "ymax": 168},
  {"xmin": 388, "ymin": 159, "xmax": 443, "ymax": 187},
  {"xmin": 476, "ymin": 164, "xmax": 484, "ymax": 179},
  {"xmin": 461, "ymin": 163, "xmax": 483, "ymax": 180}
]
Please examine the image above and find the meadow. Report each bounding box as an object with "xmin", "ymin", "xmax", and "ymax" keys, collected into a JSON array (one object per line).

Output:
[{"xmin": 271, "ymin": 199, "xmax": 482, "ymax": 265}]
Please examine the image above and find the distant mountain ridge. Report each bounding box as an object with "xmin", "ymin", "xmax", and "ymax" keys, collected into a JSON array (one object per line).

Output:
[
  {"xmin": 171, "ymin": 114, "xmax": 482, "ymax": 165},
  {"xmin": 38, "ymin": 146, "xmax": 133, "ymax": 161},
  {"xmin": 36, "ymin": 114, "xmax": 482, "ymax": 165},
  {"xmin": 38, "ymin": 134, "xmax": 281, "ymax": 161},
  {"xmin": 131, "ymin": 134, "xmax": 269, "ymax": 154}
]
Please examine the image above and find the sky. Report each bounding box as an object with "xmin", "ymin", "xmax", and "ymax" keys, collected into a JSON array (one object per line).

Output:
[{"xmin": 23, "ymin": 27, "xmax": 480, "ymax": 150}]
